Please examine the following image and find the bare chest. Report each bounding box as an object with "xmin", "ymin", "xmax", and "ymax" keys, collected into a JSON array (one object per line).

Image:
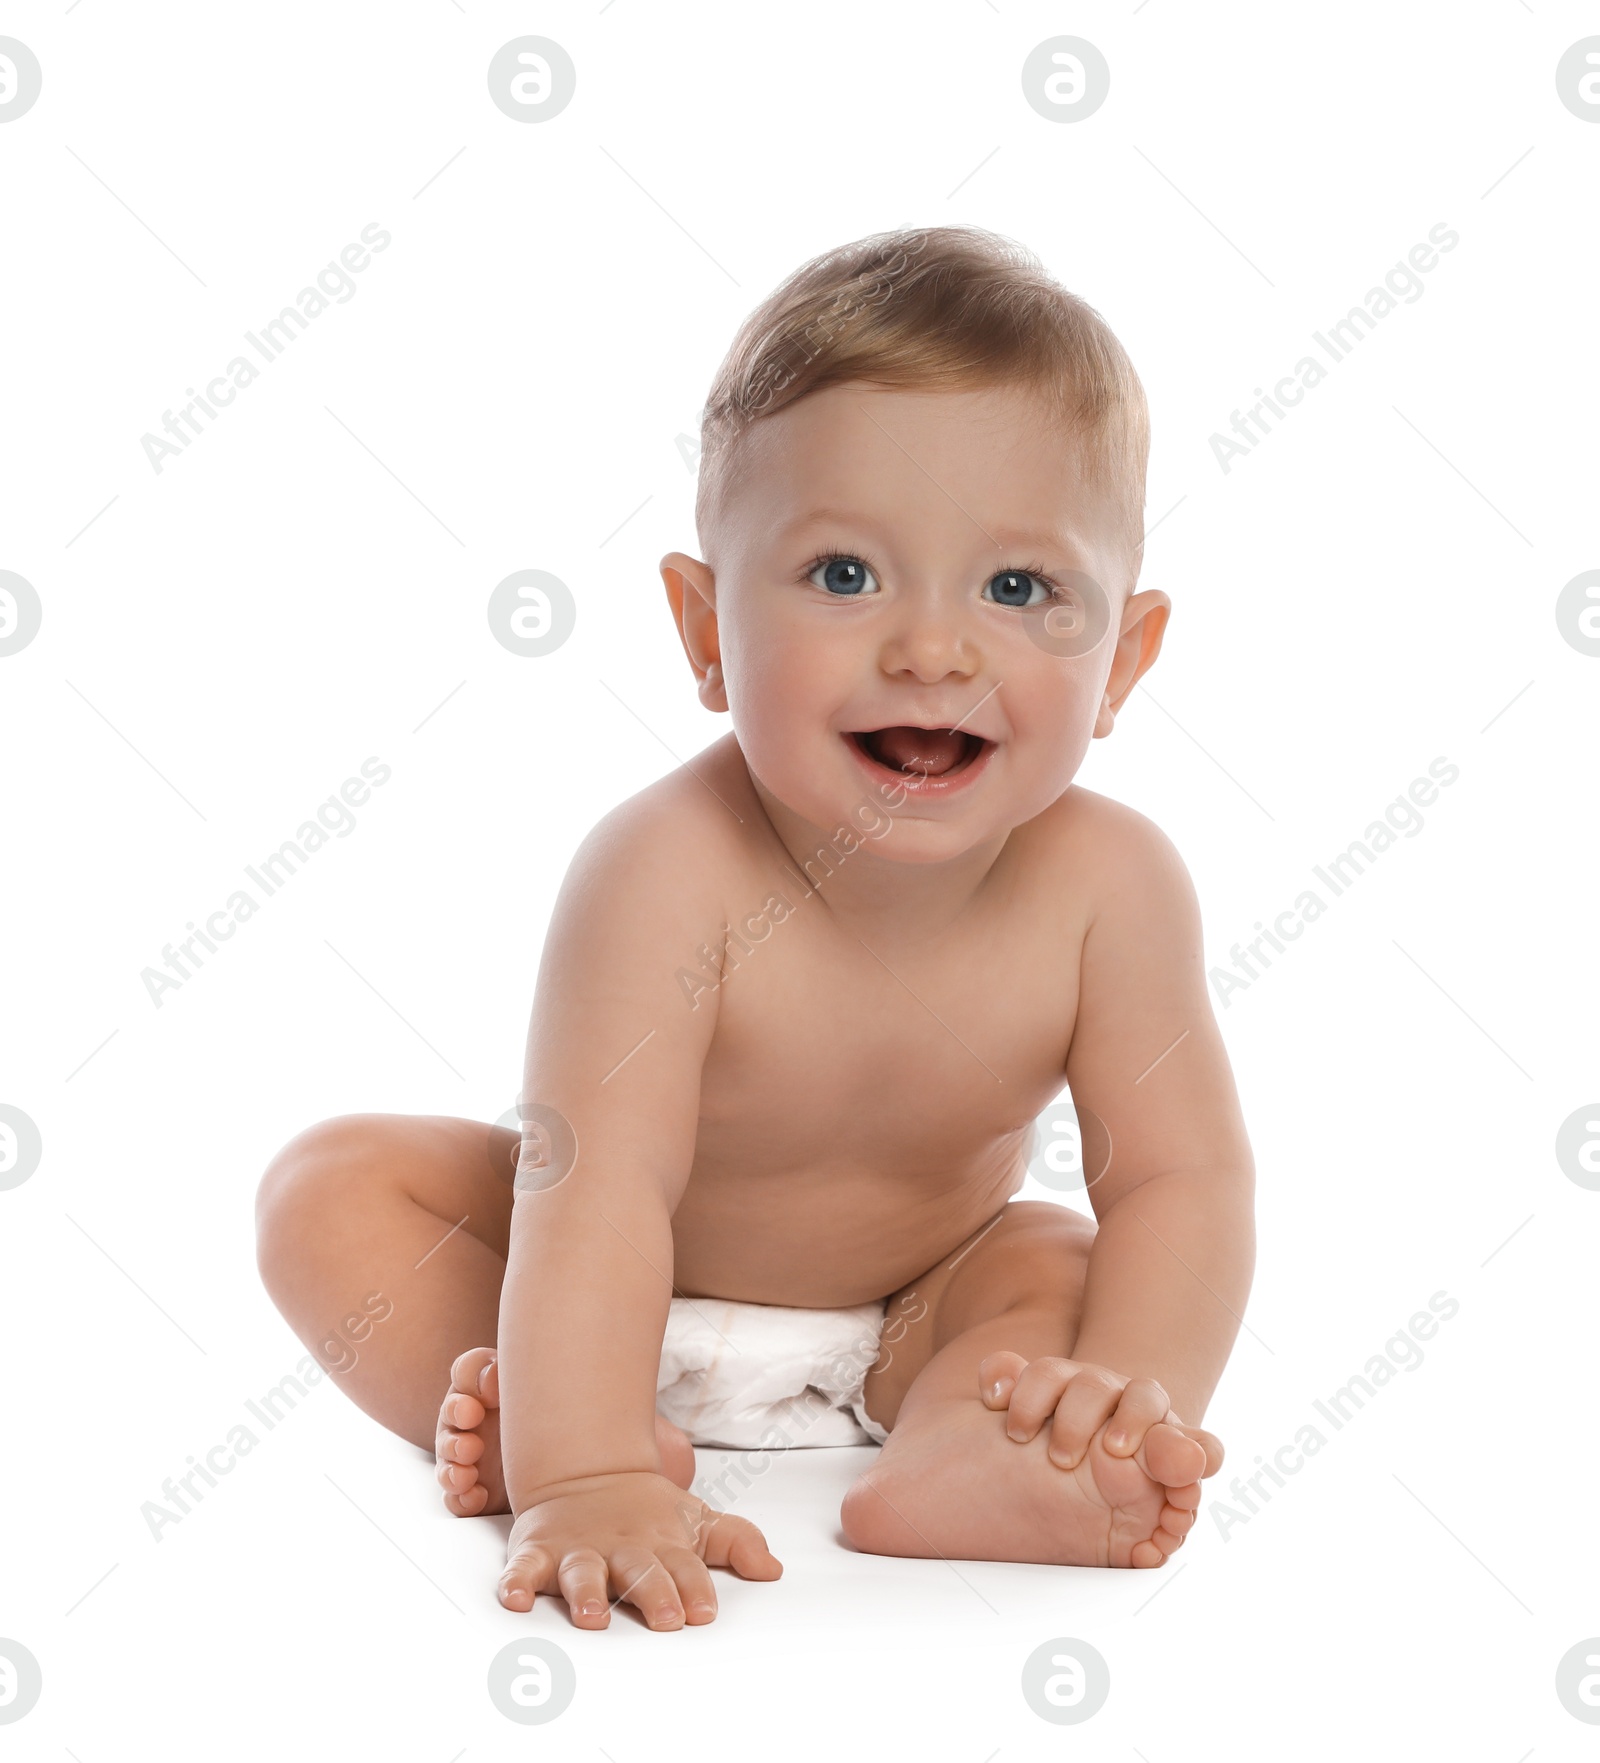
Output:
[{"xmin": 686, "ymin": 881, "xmax": 1082, "ymax": 1173}]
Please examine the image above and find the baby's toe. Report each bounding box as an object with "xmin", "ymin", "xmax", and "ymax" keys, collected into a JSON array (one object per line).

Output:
[
  {"xmin": 1143, "ymin": 1421, "xmax": 1208, "ymax": 1488},
  {"xmin": 1158, "ymin": 1501, "xmax": 1197, "ymax": 1541},
  {"xmin": 437, "ymin": 1425, "xmax": 485, "ymax": 1467},
  {"xmin": 436, "ymin": 1434, "xmax": 487, "ymax": 1516},
  {"xmin": 436, "ymin": 1454, "xmax": 480, "ymax": 1494},
  {"xmin": 442, "ymin": 1390, "xmax": 486, "ymax": 1431},
  {"xmin": 450, "ymin": 1347, "xmax": 499, "ymax": 1406},
  {"xmin": 1131, "ymin": 1505, "xmax": 1192, "ymax": 1568},
  {"xmin": 1154, "ymin": 1529, "xmax": 1186, "ymax": 1552},
  {"xmin": 442, "ymin": 1481, "xmax": 490, "ymax": 1517},
  {"xmin": 434, "ymin": 1348, "xmax": 506, "ymax": 1517}
]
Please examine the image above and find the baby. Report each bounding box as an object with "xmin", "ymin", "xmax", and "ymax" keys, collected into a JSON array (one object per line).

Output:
[{"xmin": 256, "ymin": 226, "xmax": 1255, "ymax": 1630}]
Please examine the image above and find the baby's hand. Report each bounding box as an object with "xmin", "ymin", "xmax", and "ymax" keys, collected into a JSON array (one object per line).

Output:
[
  {"xmin": 978, "ymin": 1351, "xmax": 1223, "ymax": 1482},
  {"xmin": 500, "ymin": 1469, "xmax": 781, "ymax": 1630}
]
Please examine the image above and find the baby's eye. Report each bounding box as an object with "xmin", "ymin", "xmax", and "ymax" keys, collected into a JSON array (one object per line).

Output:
[
  {"xmin": 984, "ymin": 570, "xmax": 1052, "ymax": 609},
  {"xmin": 807, "ymin": 555, "xmax": 880, "ymax": 597}
]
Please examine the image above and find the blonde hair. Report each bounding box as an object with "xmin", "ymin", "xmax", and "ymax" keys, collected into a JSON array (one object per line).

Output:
[{"xmin": 695, "ymin": 225, "xmax": 1149, "ymax": 556}]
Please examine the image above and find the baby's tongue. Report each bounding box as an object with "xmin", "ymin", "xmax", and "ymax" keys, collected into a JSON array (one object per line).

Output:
[{"xmin": 869, "ymin": 726, "xmax": 965, "ymax": 776}]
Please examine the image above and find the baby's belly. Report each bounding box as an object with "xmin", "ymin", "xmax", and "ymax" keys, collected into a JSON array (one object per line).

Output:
[{"xmin": 668, "ymin": 1146, "xmax": 1028, "ymax": 1307}]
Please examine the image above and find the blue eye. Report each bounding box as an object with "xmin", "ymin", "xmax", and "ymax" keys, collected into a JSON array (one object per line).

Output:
[
  {"xmin": 985, "ymin": 570, "xmax": 1050, "ymax": 608},
  {"xmin": 808, "ymin": 555, "xmax": 879, "ymax": 596}
]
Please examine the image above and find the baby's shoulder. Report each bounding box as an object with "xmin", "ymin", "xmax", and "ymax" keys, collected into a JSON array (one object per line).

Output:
[
  {"xmin": 562, "ymin": 734, "xmax": 753, "ymax": 911},
  {"xmin": 1028, "ymin": 786, "xmax": 1193, "ymax": 897}
]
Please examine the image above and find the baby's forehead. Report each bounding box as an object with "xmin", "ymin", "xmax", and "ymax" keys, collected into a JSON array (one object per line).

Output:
[
  {"xmin": 718, "ymin": 382, "xmax": 1114, "ymax": 550},
  {"xmin": 768, "ymin": 377, "xmax": 1075, "ymax": 445}
]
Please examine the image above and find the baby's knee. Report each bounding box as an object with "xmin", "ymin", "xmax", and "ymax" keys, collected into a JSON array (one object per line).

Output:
[
  {"xmin": 1003, "ymin": 1199, "xmax": 1096, "ymax": 1254},
  {"xmin": 994, "ymin": 1201, "xmax": 1096, "ymax": 1299},
  {"xmin": 255, "ymin": 1114, "xmax": 393, "ymax": 1271}
]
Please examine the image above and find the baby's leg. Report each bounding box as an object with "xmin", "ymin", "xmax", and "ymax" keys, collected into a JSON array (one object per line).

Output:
[
  {"xmin": 255, "ymin": 1113, "xmax": 694, "ymax": 1515},
  {"xmin": 257, "ymin": 1113, "xmax": 516, "ymax": 1447},
  {"xmin": 839, "ymin": 1200, "xmax": 1214, "ymax": 1569}
]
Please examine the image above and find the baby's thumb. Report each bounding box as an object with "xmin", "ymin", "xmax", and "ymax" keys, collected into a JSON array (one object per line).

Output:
[{"xmin": 698, "ymin": 1508, "xmax": 783, "ymax": 1580}]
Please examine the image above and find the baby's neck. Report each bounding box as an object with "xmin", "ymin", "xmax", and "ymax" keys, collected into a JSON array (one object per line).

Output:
[{"xmin": 748, "ymin": 774, "xmax": 1015, "ymax": 940}]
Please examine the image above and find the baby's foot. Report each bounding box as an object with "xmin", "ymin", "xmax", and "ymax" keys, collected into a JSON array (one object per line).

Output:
[
  {"xmin": 435, "ymin": 1348, "xmax": 698, "ymax": 1516},
  {"xmin": 985, "ymin": 1349, "xmax": 1218, "ymax": 1563},
  {"xmin": 840, "ymin": 1363, "xmax": 1212, "ymax": 1569}
]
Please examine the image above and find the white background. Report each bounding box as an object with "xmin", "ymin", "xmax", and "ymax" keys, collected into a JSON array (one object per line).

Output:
[{"xmin": 3, "ymin": 1, "xmax": 1598, "ymax": 1756}]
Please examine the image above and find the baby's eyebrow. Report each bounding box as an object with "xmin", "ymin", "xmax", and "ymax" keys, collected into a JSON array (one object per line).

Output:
[{"xmin": 981, "ymin": 527, "xmax": 1080, "ymax": 559}]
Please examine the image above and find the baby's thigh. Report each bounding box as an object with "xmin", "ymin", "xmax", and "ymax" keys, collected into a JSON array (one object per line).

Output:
[{"xmin": 258, "ymin": 1111, "xmax": 517, "ymax": 1261}]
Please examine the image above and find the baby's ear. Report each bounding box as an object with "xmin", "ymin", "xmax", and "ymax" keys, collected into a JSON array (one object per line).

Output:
[
  {"xmin": 661, "ymin": 552, "xmax": 728, "ymax": 712},
  {"xmin": 1094, "ymin": 588, "xmax": 1170, "ymax": 737}
]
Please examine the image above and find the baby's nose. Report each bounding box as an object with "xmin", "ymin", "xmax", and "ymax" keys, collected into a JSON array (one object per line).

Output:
[{"xmin": 879, "ymin": 604, "xmax": 982, "ymax": 682}]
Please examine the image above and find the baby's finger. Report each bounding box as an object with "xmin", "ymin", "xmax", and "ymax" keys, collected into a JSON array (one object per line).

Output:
[
  {"xmin": 555, "ymin": 1547, "xmax": 611, "ymax": 1629},
  {"xmin": 696, "ymin": 1507, "xmax": 784, "ymax": 1580},
  {"xmin": 1002, "ymin": 1357, "xmax": 1081, "ymax": 1442},
  {"xmin": 978, "ymin": 1350, "xmax": 1029, "ymax": 1409},
  {"xmin": 497, "ymin": 1540, "xmax": 556, "ymax": 1615},
  {"xmin": 1044, "ymin": 1367, "xmax": 1124, "ymax": 1467},
  {"xmin": 658, "ymin": 1546, "xmax": 719, "ymax": 1625},
  {"xmin": 1101, "ymin": 1377, "xmax": 1170, "ymax": 1457},
  {"xmin": 608, "ymin": 1546, "xmax": 686, "ymax": 1631}
]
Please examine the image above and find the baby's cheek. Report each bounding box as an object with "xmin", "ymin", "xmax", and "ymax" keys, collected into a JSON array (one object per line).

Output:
[{"xmin": 1017, "ymin": 682, "xmax": 1100, "ymax": 777}]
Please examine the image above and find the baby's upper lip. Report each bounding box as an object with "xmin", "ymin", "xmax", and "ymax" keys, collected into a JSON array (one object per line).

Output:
[{"xmin": 847, "ymin": 719, "xmax": 1000, "ymax": 744}]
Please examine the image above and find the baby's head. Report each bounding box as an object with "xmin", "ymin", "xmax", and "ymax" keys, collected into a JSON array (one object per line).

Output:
[{"xmin": 662, "ymin": 226, "xmax": 1168, "ymax": 864}]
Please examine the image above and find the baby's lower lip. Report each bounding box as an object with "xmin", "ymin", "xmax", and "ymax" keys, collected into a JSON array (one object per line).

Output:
[{"xmin": 841, "ymin": 731, "xmax": 995, "ymax": 797}]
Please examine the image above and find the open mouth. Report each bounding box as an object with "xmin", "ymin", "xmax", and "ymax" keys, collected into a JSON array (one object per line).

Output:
[{"xmin": 845, "ymin": 726, "xmax": 992, "ymax": 784}]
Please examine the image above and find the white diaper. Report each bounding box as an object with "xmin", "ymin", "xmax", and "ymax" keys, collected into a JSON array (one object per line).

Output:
[{"xmin": 655, "ymin": 1296, "xmax": 889, "ymax": 1449}]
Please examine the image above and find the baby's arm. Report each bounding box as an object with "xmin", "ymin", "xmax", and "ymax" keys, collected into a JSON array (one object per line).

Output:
[
  {"xmin": 494, "ymin": 799, "xmax": 779, "ymax": 1628},
  {"xmin": 993, "ymin": 805, "xmax": 1254, "ymax": 1471}
]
